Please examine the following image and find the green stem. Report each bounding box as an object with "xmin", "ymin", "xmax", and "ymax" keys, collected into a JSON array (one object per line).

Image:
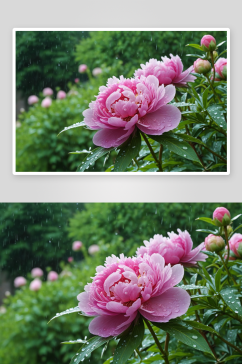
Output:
[
  {"xmin": 159, "ymin": 144, "xmax": 163, "ymax": 170},
  {"xmin": 143, "ymin": 318, "xmax": 169, "ymax": 364},
  {"xmin": 185, "ymin": 125, "xmax": 207, "ymax": 170},
  {"xmin": 133, "ymin": 158, "xmax": 139, "ymax": 169},
  {"xmin": 164, "ymin": 333, "xmax": 170, "ymax": 354},
  {"xmin": 136, "ymin": 348, "xmax": 142, "ymax": 361},
  {"xmin": 210, "ymin": 51, "xmax": 216, "ymax": 88},
  {"xmin": 220, "ymin": 253, "xmax": 237, "ymax": 286},
  {"xmin": 206, "ymin": 75, "xmax": 222, "ymax": 103},
  {"xmin": 202, "ymin": 144, "xmax": 227, "ymax": 164},
  {"xmin": 140, "ymin": 131, "xmax": 163, "ymax": 172},
  {"xmin": 224, "ymin": 227, "xmax": 230, "ymax": 264}
]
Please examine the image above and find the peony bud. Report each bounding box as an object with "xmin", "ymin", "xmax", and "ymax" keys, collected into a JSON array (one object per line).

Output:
[
  {"xmin": 47, "ymin": 271, "xmax": 58, "ymax": 281},
  {"xmin": 28, "ymin": 95, "xmax": 39, "ymax": 105},
  {"xmin": 229, "ymin": 234, "xmax": 242, "ymax": 258},
  {"xmin": 41, "ymin": 97, "xmax": 52, "ymax": 108},
  {"xmin": 74, "ymin": 78, "xmax": 80, "ymax": 83},
  {"xmin": 223, "ymin": 225, "xmax": 233, "ymax": 237},
  {"xmin": 72, "ymin": 241, "xmax": 83, "ymax": 251},
  {"xmin": 31, "ymin": 267, "xmax": 44, "ymax": 278},
  {"xmin": 213, "ymin": 207, "xmax": 231, "ymax": 226},
  {"xmin": 215, "ymin": 58, "xmax": 227, "ymax": 80},
  {"xmin": 68, "ymin": 257, "xmax": 74, "ymax": 262},
  {"xmin": 201, "ymin": 35, "xmax": 216, "ymax": 52},
  {"xmin": 78, "ymin": 64, "xmax": 87, "ymax": 73},
  {"xmin": 43, "ymin": 87, "xmax": 53, "ymax": 96},
  {"xmin": 57, "ymin": 90, "xmax": 66, "ymax": 100},
  {"xmin": 88, "ymin": 244, "xmax": 100, "ymax": 255},
  {"xmin": 14, "ymin": 276, "xmax": 27, "ymax": 288},
  {"xmin": 204, "ymin": 234, "xmax": 225, "ymax": 253},
  {"xmin": 193, "ymin": 59, "xmax": 211, "ymax": 75},
  {"xmin": 29, "ymin": 278, "xmax": 42, "ymax": 291}
]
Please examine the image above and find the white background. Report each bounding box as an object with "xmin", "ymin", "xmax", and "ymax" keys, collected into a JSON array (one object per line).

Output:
[{"xmin": 1, "ymin": 0, "xmax": 240, "ymax": 202}]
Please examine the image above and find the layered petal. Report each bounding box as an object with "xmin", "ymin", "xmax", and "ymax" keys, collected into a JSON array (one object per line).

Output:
[
  {"xmin": 89, "ymin": 313, "xmax": 137, "ymax": 337},
  {"xmin": 93, "ymin": 127, "xmax": 135, "ymax": 148}
]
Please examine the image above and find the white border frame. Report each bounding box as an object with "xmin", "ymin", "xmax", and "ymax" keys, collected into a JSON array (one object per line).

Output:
[{"xmin": 12, "ymin": 28, "xmax": 230, "ymax": 175}]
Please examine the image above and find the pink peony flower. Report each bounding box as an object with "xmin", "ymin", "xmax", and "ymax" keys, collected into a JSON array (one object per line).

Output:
[
  {"xmin": 214, "ymin": 58, "xmax": 227, "ymax": 80},
  {"xmin": 193, "ymin": 59, "xmax": 211, "ymax": 74},
  {"xmin": 136, "ymin": 229, "xmax": 207, "ymax": 266},
  {"xmin": 47, "ymin": 271, "xmax": 58, "ymax": 281},
  {"xmin": 28, "ymin": 95, "xmax": 39, "ymax": 105},
  {"xmin": 213, "ymin": 207, "xmax": 231, "ymax": 226},
  {"xmin": 77, "ymin": 253, "xmax": 190, "ymax": 337},
  {"xmin": 41, "ymin": 97, "xmax": 52, "ymax": 108},
  {"xmin": 92, "ymin": 67, "xmax": 102, "ymax": 76},
  {"xmin": 72, "ymin": 241, "xmax": 83, "ymax": 251},
  {"xmin": 68, "ymin": 257, "xmax": 74, "ymax": 263},
  {"xmin": 29, "ymin": 278, "xmax": 42, "ymax": 291},
  {"xmin": 75, "ymin": 78, "xmax": 80, "ymax": 83},
  {"xmin": 134, "ymin": 55, "xmax": 196, "ymax": 87},
  {"xmin": 14, "ymin": 276, "xmax": 27, "ymax": 288},
  {"xmin": 57, "ymin": 90, "xmax": 66, "ymax": 100},
  {"xmin": 79, "ymin": 64, "xmax": 87, "ymax": 73},
  {"xmin": 83, "ymin": 75, "xmax": 181, "ymax": 148},
  {"xmin": 88, "ymin": 244, "xmax": 100, "ymax": 255},
  {"xmin": 31, "ymin": 267, "xmax": 43, "ymax": 278},
  {"xmin": 229, "ymin": 234, "xmax": 242, "ymax": 258},
  {"xmin": 43, "ymin": 87, "xmax": 53, "ymax": 96},
  {"xmin": 204, "ymin": 234, "xmax": 225, "ymax": 253},
  {"xmin": 201, "ymin": 35, "xmax": 216, "ymax": 52}
]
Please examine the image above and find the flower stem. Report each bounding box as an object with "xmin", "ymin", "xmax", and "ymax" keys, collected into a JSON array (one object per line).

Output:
[
  {"xmin": 164, "ymin": 333, "xmax": 170, "ymax": 354},
  {"xmin": 140, "ymin": 131, "xmax": 163, "ymax": 172},
  {"xmin": 224, "ymin": 227, "xmax": 230, "ymax": 264},
  {"xmin": 220, "ymin": 253, "xmax": 237, "ymax": 286},
  {"xmin": 206, "ymin": 74, "xmax": 222, "ymax": 103},
  {"xmin": 143, "ymin": 318, "xmax": 169, "ymax": 364}
]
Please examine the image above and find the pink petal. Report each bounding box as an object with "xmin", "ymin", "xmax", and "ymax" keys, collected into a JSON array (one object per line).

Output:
[
  {"xmin": 106, "ymin": 91, "xmax": 121, "ymax": 111},
  {"xmin": 155, "ymin": 85, "xmax": 176, "ymax": 109},
  {"xmin": 137, "ymin": 105, "xmax": 181, "ymax": 135},
  {"xmin": 104, "ymin": 272, "xmax": 121, "ymax": 296},
  {"xmin": 181, "ymin": 242, "xmax": 206, "ymax": 263},
  {"xmin": 108, "ymin": 117, "xmax": 127, "ymax": 127},
  {"xmin": 139, "ymin": 287, "xmax": 190, "ymax": 322},
  {"xmin": 89, "ymin": 313, "xmax": 137, "ymax": 337},
  {"xmin": 126, "ymin": 298, "xmax": 141, "ymax": 316},
  {"xmin": 158, "ymin": 264, "xmax": 184, "ymax": 296},
  {"xmin": 106, "ymin": 301, "xmax": 127, "ymax": 313},
  {"xmin": 77, "ymin": 292, "xmax": 96, "ymax": 315},
  {"xmin": 83, "ymin": 108, "xmax": 99, "ymax": 130},
  {"xmin": 93, "ymin": 127, "xmax": 135, "ymax": 148},
  {"xmin": 124, "ymin": 114, "xmax": 138, "ymax": 130}
]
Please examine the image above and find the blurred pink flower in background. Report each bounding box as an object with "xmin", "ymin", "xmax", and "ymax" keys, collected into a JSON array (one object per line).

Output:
[
  {"xmin": 14, "ymin": 276, "xmax": 27, "ymax": 288},
  {"xmin": 74, "ymin": 78, "xmax": 80, "ymax": 83},
  {"xmin": 57, "ymin": 90, "xmax": 66, "ymax": 100},
  {"xmin": 78, "ymin": 64, "xmax": 87, "ymax": 73},
  {"xmin": 72, "ymin": 241, "xmax": 83, "ymax": 251},
  {"xmin": 92, "ymin": 67, "xmax": 102, "ymax": 76},
  {"xmin": 83, "ymin": 75, "xmax": 181, "ymax": 148},
  {"xmin": 215, "ymin": 58, "xmax": 227, "ymax": 80},
  {"xmin": 28, "ymin": 95, "xmax": 39, "ymax": 105},
  {"xmin": 201, "ymin": 35, "xmax": 216, "ymax": 51},
  {"xmin": 88, "ymin": 244, "xmax": 100, "ymax": 255},
  {"xmin": 41, "ymin": 97, "xmax": 52, "ymax": 108},
  {"xmin": 204, "ymin": 234, "xmax": 225, "ymax": 253},
  {"xmin": 68, "ymin": 257, "xmax": 74, "ymax": 263},
  {"xmin": 31, "ymin": 267, "xmax": 44, "ymax": 278},
  {"xmin": 43, "ymin": 87, "xmax": 53, "ymax": 96},
  {"xmin": 137, "ymin": 229, "xmax": 207, "ymax": 266},
  {"xmin": 134, "ymin": 55, "xmax": 196, "ymax": 87},
  {"xmin": 47, "ymin": 271, "xmax": 58, "ymax": 281},
  {"xmin": 29, "ymin": 278, "xmax": 42, "ymax": 291},
  {"xmin": 229, "ymin": 234, "xmax": 242, "ymax": 258},
  {"xmin": 77, "ymin": 253, "xmax": 190, "ymax": 337}
]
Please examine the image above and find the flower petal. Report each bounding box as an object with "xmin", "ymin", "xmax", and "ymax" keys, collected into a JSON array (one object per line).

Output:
[
  {"xmin": 77, "ymin": 292, "xmax": 96, "ymax": 315},
  {"xmin": 93, "ymin": 127, "xmax": 135, "ymax": 148},
  {"xmin": 89, "ymin": 313, "xmax": 137, "ymax": 337},
  {"xmin": 139, "ymin": 287, "xmax": 190, "ymax": 322},
  {"xmin": 137, "ymin": 105, "xmax": 181, "ymax": 135}
]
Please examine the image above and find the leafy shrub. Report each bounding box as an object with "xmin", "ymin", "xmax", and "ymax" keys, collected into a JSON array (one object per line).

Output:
[{"xmin": 0, "ymin": 261, "xmax": 114, "ymax": 364}]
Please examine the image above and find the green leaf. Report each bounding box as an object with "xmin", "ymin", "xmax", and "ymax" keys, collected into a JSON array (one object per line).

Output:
[
  {"xmin": 148, "ymin": 135, "xmax": 202, "ymax": 165},
  {"xmin": 48, "ymin": 306, "xmax": 82, "ymax": 323},
  {"xmin": 231, "ymin": 224, "xmax": 242, "ymax": 235},
  {"xmin": 220, "ymin": 288, "xmax": 242, "ymax": 317},
  {"xmin": 113, "ymin": 316, "xmax": 144, "ymax": 364},
  {"xmin": 216, "ymin": 40, "xmax": 226, "ymax": 48},
  {"xmin": 184, "ymin": 320, "xmax": 217, "ymax": 335},
  {"xmin": 61, "ymin": 339, "xmax": 87, "ymax": 345},
  {"xmin": 231, "ymin": 214, "xmax": 242, "ymax": 222},
  {"xmin": 202, "ymin": 87, "xmax": 210, "ymax": 109},
  {"xmin": 196, "ymin": 217, "xmax": 217, "ymax": 226},
  {"xmin": 221, "ymin": 355, "xmax": 242, "ymax": 362},
  {"xmin": 196, "ymin": 228, "xmax": 219, "ymax": 234},
  {"xmin": 113, "ymin": 130, "xmax": 141, "ymax": 172},
  {"xmin": 186, "ymin": 44, "xmax": 204, "ymax": 51},
  {"xmin": 175, "ymin": 133, "xmax": 205, "ymax": 146},
  {"xmin": 70, "ymin": 336, "xmax": 110, "ymax": 364},
  {"xmin": 152, "ymin": 321, "xmax": 214, "ymax": 356},
  {"xmin": 178, "ymin": 285, "xmax": 204, "ymax": 290},
  {"xmin": 170, "ymin": 102, "xmax": 195, "ymax": 107},
  {"xmin": 58, "ymin": 121, "xmax": 86, "ymax": 135},
  {"xmin": 69, "ymin": 149, "xmax": 92, "ymax": 155},
  {"xmin": 215, "ymin": 266, "xmax": 224, "ymax": 292},
  {"xmin": 77, "ymin": 147, "xmax": 114, "ymax": 172},
  {"xmin": 207, "ymin": 104, "xmax": 227, "ymax": 131}
]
